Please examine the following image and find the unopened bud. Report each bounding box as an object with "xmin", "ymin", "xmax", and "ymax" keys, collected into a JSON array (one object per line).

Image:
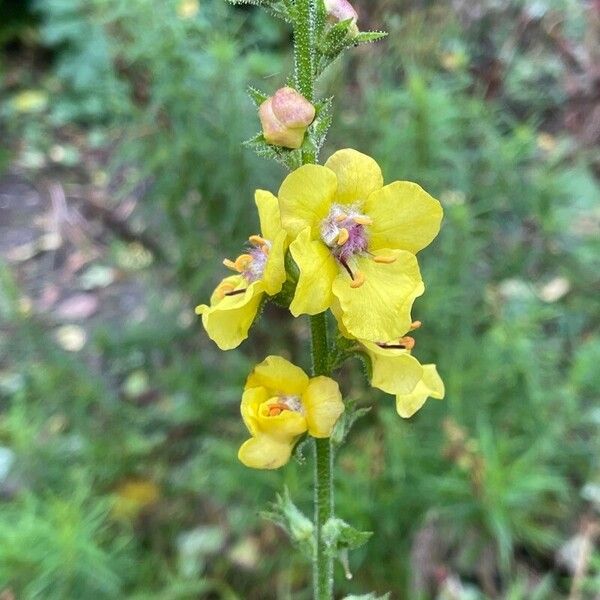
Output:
[
  {"xmin": 324, "ymin": 0, "xmax": 359, "ymax": 36},
  {"xmin": 259, "ymin": 87, "xmax": 316, "ymax": 149}
]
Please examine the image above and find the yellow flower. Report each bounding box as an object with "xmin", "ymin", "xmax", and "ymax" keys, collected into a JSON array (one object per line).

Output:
[
  {"xmin": 195, "ymin": 191, "xmax": 287, "ymax": 350},
  {"xmin": 238, "ymin": 356, "xmax": 344, "ymax": 470},
  {"xmin": 334, "ymin": 303, "xmax": 445, "ymax": 418},
  {"xmin": 278, "ymin": 148, "xmax": 443, "ymax": 341}
]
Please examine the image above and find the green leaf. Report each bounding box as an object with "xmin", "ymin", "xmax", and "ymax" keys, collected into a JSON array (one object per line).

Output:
[
  {"xmin": 322, "ymin": 517, "xmax": 372, "ymax": 552},
  {"xmin": 342, "ymin": 594, "xmax": 391, "ymax": 600}
]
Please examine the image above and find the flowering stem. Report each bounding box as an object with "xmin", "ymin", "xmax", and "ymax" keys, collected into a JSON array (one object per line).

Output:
[
  {"xmin": 295, "ymin": 2, "xmax": 334, "ymax": 595},
  {"xmin": 310, "ymin": 313, "xmax": 334, "ymax": 600}
]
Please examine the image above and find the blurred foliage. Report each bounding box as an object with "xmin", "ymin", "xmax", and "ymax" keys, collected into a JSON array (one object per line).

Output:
[{"xmin": 1, "ymin": 0, "xmax": 599, "ymax": 598}]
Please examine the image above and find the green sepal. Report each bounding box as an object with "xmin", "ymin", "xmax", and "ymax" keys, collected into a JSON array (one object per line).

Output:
[
  {"xmin": 318, "ymin": 18, "xmax": 356, "ymax": 57},
  {"xmin": 331, "ymin": 398, "xmax": 371, "ymax": 447},
  {"xmin": 322, "ymin": 516, "xmax": 372, "ymax": 554},
  {"xmin": 354, "ymin": 31, "xmax": 388, "ymax": 44},
  {"xmin": 261, "ymin": 487, "xmax": 314, "ymax": 559},
  {"xmin": 226, "ymin": 0, "xmax": 293, "ymax": 22},
  {"xmin": 308, "ymin": 97, "xmax": 333, "ymax": 157},
  {"xmin": 247, "ymin": 86, "xmax": 269, "ymax": 108},
  {"xmin": 243, "ymin": 133, "xmax": 303, "ymax": 170}
]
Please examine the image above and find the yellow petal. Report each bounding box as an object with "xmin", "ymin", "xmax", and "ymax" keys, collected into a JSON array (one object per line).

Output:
[
  {"xmin": 263, "ymin": 230, "xmax": 288, "ymax": 296},
  {"xmin": 246, "ymin": 355, "xmax": 309, "ymax": 396},
  {"xmin": 278, "ymin": 164, "xmax": 337, "ymax": 239},
  {"xmin": 324, "ymin": 148, "xmax": 383, "ymax": 205},
  {"xmin": 396, "ymin": 364, "xmax": 445, "ymax": 418},
  {"xmin": 332, "ymin": 250, "xmax": 423, "ymax": 341},
  {"xmin": 289, "ymin": 227, "xmax": 337, "ymax": 316},
  {"xmin": 302, "ymin": 376, "xmax": 344, "ymax": 438},
  {"xmin": 256, "ymin": 399, "xmax": 308, "ymax": 440},
  {"xmin": 362, "ymin": 341, "xmax": 424, "ymax": 395},
  {"xmin": 255, "ymin": 189, "xmax": 282, "ymax": 242},
  {"xmin": 197, "ymin": 278, "xmax": 264, "ymax": 350},
  {"xmin": 238, "ymin": 435, "xmax": 293, "ymax": 470},
  {"xmin": 364, "ymin": 181, "xmax": 443, "ymax": 254},
  {"xmin": 240, "ymin": 386, "xmax": 269, "ymax": 437}
]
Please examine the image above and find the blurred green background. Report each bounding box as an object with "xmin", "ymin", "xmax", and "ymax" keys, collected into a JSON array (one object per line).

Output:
[{"xmin": 0, "ymin": 0, "xmax": 599, "ymax": 598}]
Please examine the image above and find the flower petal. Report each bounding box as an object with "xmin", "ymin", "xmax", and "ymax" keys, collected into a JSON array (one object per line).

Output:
[
  {"xmin": 396, "ymin": 364, "xmax": 445, "ymax": 418},
  {"xmin": 240, "ymin": 386, "xmax": 269, "ymax": 436},
  {"xmin": 197, "ymin": 278, "xmax": 264, "ymax": 350},
  {"xmin": 302, "ymin": 376, "xmax": 344, "ymax": 438},
  {"xmin": 289, "ymin": 228, "xmax": 337, "ymax": 316},
  {"xmin": 365, "ymin": 181, "xmax": 443, "ymax": 254},
  {"xmin": 324, "ymin": 148, "xmax": 383, "ymax": 205},
  {"xmin": 362, "ymin": 342, "xmax": 424, "ymax": 395},
  {"xmin": 332, "ymin": 250, "xmax": 423, "ymax": 341},
  {"xmin": 238, "ymin": 435, "xmax": 293, "ymax": 470},
  {"xmin": 246, "ymin": 355, "xmax": 309, "ymax": 396},
  {"xmin": 256, "ymin": 400, "xmax": 308, "ymax": 440},
  {"xmin": 263, "ymin": 229, "xmax": 288, "ymax": 296},
  {"xmin": 278, "ymin": 164, "xmax": 337, "ymax": 239},
  {"xmin": 255, "ymin": 189, "xmax": 282, "ymax": 242}
]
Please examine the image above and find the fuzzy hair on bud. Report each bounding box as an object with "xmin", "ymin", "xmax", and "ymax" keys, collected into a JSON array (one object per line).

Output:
[{"xmin": 259, "ymin": 87, "xmax": 316, "ymax": 149}]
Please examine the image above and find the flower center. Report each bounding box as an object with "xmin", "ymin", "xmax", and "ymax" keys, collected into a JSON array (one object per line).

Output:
[
  {"xmin": 221, "ymin": 235, "xmax": 272, "ymax": 296},
  {"xmin": 321, "ymin": 204, "xmax": 370, "ymax": 261},
  {"xmin": 264, "ymin": 395, "xmax": 304, "ymax": 417}
]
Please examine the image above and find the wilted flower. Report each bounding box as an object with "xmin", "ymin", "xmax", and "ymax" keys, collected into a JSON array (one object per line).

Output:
[
  {"xmin": 259, "ymin": 87, "xmax": 316, "ymax": 149},
  {"xmin": 195, "ymin": 191, "xmax": 287, "ymax": 350},
  {"xmin": 277, "ymin": 148, "xmax": 443, "ymax": 342},
  {"xmin": 238, "ymin": 356, "xmax": 344, "ymax": 469}
]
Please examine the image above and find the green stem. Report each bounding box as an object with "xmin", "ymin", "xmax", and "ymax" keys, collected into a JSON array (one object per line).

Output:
[
  {"xmin": 310, "ymin": 313, "xmax": 334, "ymax": 600},
  {"xmin": 294, "ymin": 0, "xmax": 317, "ymax": 165},
  {"xmin": 295, "ymin": 3, "xmax": 333, "ymax": 596}
]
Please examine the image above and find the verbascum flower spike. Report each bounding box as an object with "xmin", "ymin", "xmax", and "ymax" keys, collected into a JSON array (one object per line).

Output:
[
  {"xmin": 278, "ymin": 148, "xmax": 443, "ymax": 342},
  {"xmin": 195, "ymin": 191, "xmax": 288, "ymax": 350},
  {"xmin": 238, "ymin": 356, "xmax": 344, "ymax": 469},
  {"xmin": 324, "ymin": 0, "xmax": 359, "ymax": 36},
  {"xmin": 259, "ymin": 87, "xmax": 316, "ymax": 149}
]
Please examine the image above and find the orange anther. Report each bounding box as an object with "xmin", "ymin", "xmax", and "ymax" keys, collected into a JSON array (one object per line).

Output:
[
  {"xmin": 268, "ymin": 406, "xmax": 283, "ymax": 416},
  {"xmin": 350, "ymin": 271, "xmax": 366, "ymax": 288},
  {"xmin": 410, "ymin": 320, "xmax": 422, "ymax": 330},
  {"xmin": 353, "ymin": 215, "xmax": 372, "ymax": 226},
  {"xmin": 223, "ymin": 258, "xmax": 239, "ymax": 271},
  {"xmin": 337, "ymin": 228, "xmax": 350, "ymax": 246},
  {"xmin": 234, "ymin": 254, "xmax": 253, "ymax": 271},
  {"xmin": 335, "ymin": 213, "xmax": 348, "ymax": 223},
  {"xmin": 249, "ymin": 235, "xmax": 267, "ymax": 246},
  {"xmin": 373, "ymin": 254, "xmax": 397, "ymax": 264},
  {"xmin": 399, "ymin": 336, "xmax": 416, "ymax": 350},
  {"xmin": 261, "ymin": 244, "xmax": 270, "ymax": 255},
  {"xmin": 215, "ymin": 281, "xmax": 236, "ymax": 299}
]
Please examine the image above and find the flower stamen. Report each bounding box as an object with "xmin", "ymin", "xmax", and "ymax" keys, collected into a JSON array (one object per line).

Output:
[
  {"xmin": 224, "ymin": 288, "xmax": 247, "ymax": 297},
  {"xmin": 373, "ymin": 254, "xmax": 397, "ymax": 264},
  {"xmin": 337, "ymin": 228, "xmax": 350, "ymax": 246},
  {"xmin": 352, "ymin": 215, "xmax": 372, "ymax": 226},
  {"xmin": 377, "ymin": 336, "xmax": 416, "ymax": 350},
  {"xmin": 249, "ymin": 235, "xmax": 268, "ymax": 246},
  {"xmin": 350, "ymin": 271, "xmax": 366, "ymax": 288}
]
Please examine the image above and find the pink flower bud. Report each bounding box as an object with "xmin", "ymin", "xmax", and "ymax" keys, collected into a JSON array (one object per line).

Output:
[
  {"xmin": 259, "ymin": 87, "xmax": 316, "ymax": 150},
  {"xmin": 324, "ymin": 0, "xmax": 359, "ymax": 35}
]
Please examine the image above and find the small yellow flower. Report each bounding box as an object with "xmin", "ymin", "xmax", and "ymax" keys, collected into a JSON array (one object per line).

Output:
[
  {"xmin": 278, "ymin": 149, "xmax": 443, "ymax": 342},
  {"xmin": 238, "ymin": 356, "xmax": 344, "ymax": 470},
  {"xmin": 334, "ymin": 305, "xmax": 444, "ymax": 417},
  {"xmin": 195, "ymin": 190, "xmax": 287, "ymax": 350}
]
